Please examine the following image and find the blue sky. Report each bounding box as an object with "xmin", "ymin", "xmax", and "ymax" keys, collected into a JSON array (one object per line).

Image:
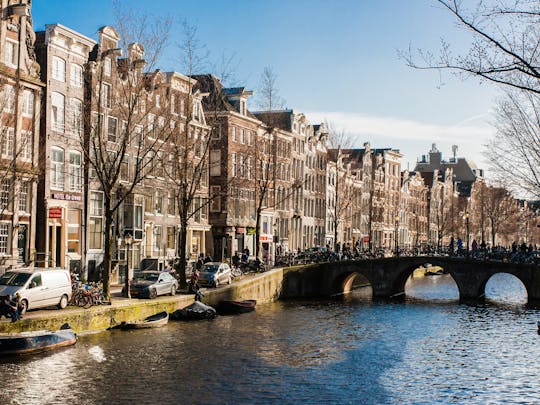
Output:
[{"xmin": 32, "ymin": 0, "xmax": 497, "ymax": 169}]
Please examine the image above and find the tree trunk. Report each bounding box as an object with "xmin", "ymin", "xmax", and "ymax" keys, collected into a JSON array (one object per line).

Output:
[
  {"xmin": 102, "ymin": 194, "xmax": 113, "ymax": 301},
  {"xmin": 176, "ymin": 216, "xmax": 189, "ymax": 289},
  {"xmin": 255, "ymin": 206, "xmax": 262, "ymax": 259}
]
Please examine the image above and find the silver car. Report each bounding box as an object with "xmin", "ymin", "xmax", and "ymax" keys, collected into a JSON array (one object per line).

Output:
[
  {"xmin": 198, "ymin": 262, "xmax": 232, "ymax": 287},
  {"xmin": 130, "ymin": 271, "xmax": 178, "ymax": 299}
]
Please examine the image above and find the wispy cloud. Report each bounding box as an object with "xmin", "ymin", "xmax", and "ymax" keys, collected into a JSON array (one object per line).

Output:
[{"xmin": 305, "ymin": 111, "xmax": 495, "ymax": 168}]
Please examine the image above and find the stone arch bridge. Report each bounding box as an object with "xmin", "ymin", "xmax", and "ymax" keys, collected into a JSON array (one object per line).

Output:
[{"xmin": 280, "ymin": 256, "xmax": 540, "ymax": 304}]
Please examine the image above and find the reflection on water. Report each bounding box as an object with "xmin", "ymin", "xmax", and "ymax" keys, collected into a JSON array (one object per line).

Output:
[{"xmin": 0, "ymin": 274, "xmax": 538, "ymax": 404}]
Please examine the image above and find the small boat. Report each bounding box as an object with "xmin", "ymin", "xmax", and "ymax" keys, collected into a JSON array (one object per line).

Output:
[
  {"xmin": 0, "ymin": 323, "xmax": 76, "ymax": 355},
  {"xmin": 217, "ymin": 299, "xmax": 257, "ymax": 315},
  {"xmin": 119, "ymin": 311, "xmax": 169, "ymax": 330},
  {"xmin": 170, "ymin": 301, "xmax": 216, "ymax": 321}
]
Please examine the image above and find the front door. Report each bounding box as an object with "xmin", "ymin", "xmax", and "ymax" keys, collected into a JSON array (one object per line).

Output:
[
  {"xmin": 55, "ymin": 226, "xmax": 62, "ymax": 267},
  {"xmin": 17, "ymin": 224, "xmax": 27, "ymax": 263}
]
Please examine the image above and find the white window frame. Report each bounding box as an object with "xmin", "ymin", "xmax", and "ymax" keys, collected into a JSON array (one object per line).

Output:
[
  {"xmin": 70, "ymin": 64, "xmax": 83, "ymax": 87},
  {"xmin": 4, "ymin": 40, "xmax": 17, "ymax": 68},
  {"xmin": 0, "ymin": 223, "xmax": 9, "ymax": 255},
  {"xmin": 22, "ymin": 90, "xmax": 34, "ymax": 117},
  {"xmin": 18, "ymin": 180, "xmax": 29, "ymax": 213},
  {"xmin": 51, "ymin": 92, "xmax": 65, "ymax": 132},
  {"xmin": 52, "ymin": 56, "xmax": 66, "ymax": 82},
  {"xmin": 1, "ymin": 127, "xmax": 14, "ymax": 158},
  {"xmin": 68, "ymin": 150, "xmax": 82, "ymax": 192},
  {"xmin": 50, "ymin": 147, "xmax": 65, "ymax": 190}
]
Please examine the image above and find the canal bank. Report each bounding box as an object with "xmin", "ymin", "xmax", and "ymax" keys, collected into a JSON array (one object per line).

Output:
[{"xmin": 0, "ymin": 267, "xmax": 287, "ymax": 335}]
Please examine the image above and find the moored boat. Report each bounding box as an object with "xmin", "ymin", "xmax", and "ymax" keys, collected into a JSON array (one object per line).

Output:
[
  {"xmin": 217, "ymin": 299, "xmax": 256, "ymax": 315},
  {"xmin": 170, "ymin": 301, "xmax": 216, "ymax": 321},
  {"xmin": 0, "ymin": 323, "xmax": 76, "ymax": 355},
  {"xmin": 119, "ymin": 311, "xmax": 169, "ymax": 330}
]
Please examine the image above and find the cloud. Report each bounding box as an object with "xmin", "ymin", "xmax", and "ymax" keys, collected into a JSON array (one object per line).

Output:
[{"xmin": 305, "ymin": 111, "xmax": 495, "ymax": 169}]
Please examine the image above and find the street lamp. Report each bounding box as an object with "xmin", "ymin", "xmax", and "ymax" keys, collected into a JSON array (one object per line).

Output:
[
  {"xmin": 124, "ymin": 233, "xmax": 133, "ymax": 298},
  {"xmin": 395, "ymin": 215, "xmax": 399, "ymax": 257},
  {"xmin": 463, "ymin": 213, "xmax": 470, "ymax": 256}
]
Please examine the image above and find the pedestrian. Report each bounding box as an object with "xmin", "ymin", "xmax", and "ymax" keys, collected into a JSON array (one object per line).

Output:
[
  {"xmin": 480, "ymin": 240, "xmax": 486, "ymax": 251},
  {"xmin": 232, "ymin": 252, "xmax": 240, "ymax": 269},
  {"xmin": 1, "ymin": 294, "xmax": 21, "ymax": 322},
  {"xmin": 196, "ymin": 253, "xmax": 204, "ymax": 270},
  {"xmin": 472, "ymin": 239, "xmax": 478, "ymax": 253},
  {"xmin": 194, "ymin": 283, "xmax": 203, "ymax": 302},
  {"xmin": 457, "ymin": 237, "xmax": 463, "ymax": 254},
  {"xmin": 449, "ymin": 236, "xmax": 454, "ymax": 256}
]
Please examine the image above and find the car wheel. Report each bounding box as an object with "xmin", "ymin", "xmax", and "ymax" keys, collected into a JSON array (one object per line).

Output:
[
  {"xmin": 19, "ymin": 299, "xmax": 28, "ymax": 315},
  {"xmin": 58, "ymin": 294, "xmax": 68, "ymax": 309},
  {"xmin": 149, "ymin": 288, "xmax": 157, "ymax": 299},
  {"xmin": 170, "ymin": 285, "xmax": 176, "ymax": 296}
]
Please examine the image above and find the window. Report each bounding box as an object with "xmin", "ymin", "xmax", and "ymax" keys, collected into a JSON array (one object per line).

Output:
[
  {"xmin": 4, "ymin": 40, "xmax": 17, "ymax": 67},
  {"xmin": 104, "ymin": 58, "xmax": 112, "ymax": 76},
  {"xmin": 22, "ymin": 90, "xmax": 34, "ymax": 116},
  {"xmin": 1, "ymin": 127, "xmax": 14, "ymax": 158},
  {"xmin": 70, "ymin": 64, "xmax": 83, "ymax": 87},
  {"xmin": 0, "ymin": 179, "xmax": 11, "ymax": 211},
  {"xmin": 210, "ymin": 186, "xmax": 221, "ymax": 212},
  {"xmin": 247, "ymin": 157, "xmax": 253, "ymax": 179},
  {"xmin": 240, "ymin": 128, "xmax": 245, "ymax": 144},
  {"xmin": 240, "ymin": 100, "xmax": 246, "ymax": 115},
  {"xmin": 70, "ymin": 98, "xmax": 83, "ymax": 135},
  {"xmin": 67, "ymin": 209, "xmax": 81, "ymax": 254},
  {"xmin": 0, "ymin": 222, "xmax": 9, "ymax": 255},
  {"xmin": 120, "ymin": 155, "xmax": 129, "ymax": 181},
  {"xmin": 232, "ymin": 126, "xmax": 237, "ymax": 142},
  {"xmin": 89, "ymin": 191, "xmax": 103, "ymax": 249},
  {"xmin": 155, "ymin": 190, "xmax": 163, "ymax": 214},
  {"xmin": 51, "ymin": 92, "xmax": 65, "ymax": 132},
  {"xmin": 102, "ymin": 83, "xmax": 112, "ymax": 108},
  {"xmin": 144, "ymin": 192, "xmax": 153, "ymax": 213},
  {"xmin": 107, "ymin": 116, "xmax": 117, "ymax": 142},
  {"xmin": 52, "ymin": 57, "xmax": 66, "ymax": 82},
  {"xmin": 147, "ymin": 114, "xmax": 155, "ymax": 137},
  {"xmin": 154, "ymin": 225, "xmax": 162, "ymax": 250},
  {"xmin": 3, "ymin": 85, "xmax": 15, "ymax": 113},
  {"xmin": 247, "ymin": 130, "xmax": 253, "ymax": 145},
  {"xmin": 209, "ymin": 150, "xmax": 221, "ymax": 176},
  {"xmin": 18, "ymin": 181, "xmax": 29, "ymax": 212},
  {"xmin": 50, "ymin": 147, "xmax": 64, "ymax": 190},
  {"xmin": 231, "ymin": 152, "xmax": 236, "ymax": 176},
  {"xmin": 167, "ymin": 226, "xmax": 175, "ymax": 249},
  {"xmin": 68, "ymin": 151, "xmax": 82, "ymax": 192},
  {"xmin": 171, "ymin": 94, "xmax": 176, "ymax": 114},
  {"xmin": 168, "ymin": 193, "xmax": 175, "ymax": 216},
  {"xmin": 155, "ymin": 94, "xmax": 161, "ymax": 108}
]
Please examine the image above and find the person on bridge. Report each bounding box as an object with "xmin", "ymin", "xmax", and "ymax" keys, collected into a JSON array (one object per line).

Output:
[
  {"xmin": 457, "ymin": 237, "xmax": 463, "ymax": 255},
  {"xmin": 471, "ymin": 240, "xmax": 478, "ymax": 254},
  {"xmin": 449, "ymin": 236, "xmax": 455, "ymax": 256}
]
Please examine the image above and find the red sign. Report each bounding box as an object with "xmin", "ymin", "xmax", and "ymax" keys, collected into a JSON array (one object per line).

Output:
[
  {"xmin": 236, "ymin": 227, "xmax": 245, "ymax": 234},
  {"xmin": 259, "ymin": 236, "xmax": 269, "ymax": 241},
  {"xmin": 49, "ymin": 207, "xmax": 63, "ymax": 219},
  {"xmin": 363, "ymin": 236, "xmax": 370, "ymax": 243}
]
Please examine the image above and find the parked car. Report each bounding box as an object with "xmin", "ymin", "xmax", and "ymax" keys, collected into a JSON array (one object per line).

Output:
[
  {"xmin": 198, "ymin": 262, "xmax": 232, "ymax": 287},
  {"xmin": 0, "ymin": 268, "xmax": 72, "ymax": 313},
  {"xmin": 130, "ymin": 271, "xmax": 178, "ymax": 299}
]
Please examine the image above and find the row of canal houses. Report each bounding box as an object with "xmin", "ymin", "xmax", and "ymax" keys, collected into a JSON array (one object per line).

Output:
[{"xmin": 0, "ymin": 2, "xmax": 531, "ymax": 280}]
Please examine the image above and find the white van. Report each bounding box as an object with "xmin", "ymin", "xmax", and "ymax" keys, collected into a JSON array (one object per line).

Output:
[{"xmin": 0, "ymin": 269, "xmax": 72, "ymax": 313}]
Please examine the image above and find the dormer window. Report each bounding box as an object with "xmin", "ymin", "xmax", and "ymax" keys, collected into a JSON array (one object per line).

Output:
[
  {"xmin": 104, "ymin": 58, "xmax": 112, "ymax": 76},
  {"xmin": 240, "ymin": 99, "xmax": 246, "ymax": 115}
]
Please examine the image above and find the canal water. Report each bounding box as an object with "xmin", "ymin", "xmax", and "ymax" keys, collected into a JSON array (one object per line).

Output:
[{"xmin": 1, "ymin": 273, "xmax": 539, "ymax": 404}]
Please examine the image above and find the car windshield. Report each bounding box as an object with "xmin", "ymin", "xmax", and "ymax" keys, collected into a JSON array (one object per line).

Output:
[
  {"xmin": 0, "ymin": 272, "xmax": 31, "ymax": 286},
  {"xmin": 202, "ymin": 265, "xmax": 219, "ymax": 273},
  {"xmin": 136, "ymin": 273, "xmax": 159, "ymax": 282}
]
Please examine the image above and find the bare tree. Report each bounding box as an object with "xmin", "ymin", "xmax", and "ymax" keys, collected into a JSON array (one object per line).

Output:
[
  {"xmin": 402, "ymin": 0, "xmax": 540, "ymax": 94},
  {"xmin": 257, "ymin": 66, "xmax": 285, "ymax": 111},
  {"xmin": 326, "ymin": 122, "xmax": 353, "ymax": 250},
  {"xmin": 487, "ymin": 90, "xmax": 540, "ymax": 199},
  {"xmin": 83, "ymin": 10, "xmax": 172, "ymax": 299}
]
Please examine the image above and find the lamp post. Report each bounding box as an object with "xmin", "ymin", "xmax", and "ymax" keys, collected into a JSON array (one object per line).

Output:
[
  {"xmin": 124, "ymin": 233, "xmax": 133, "ymax": 298},
  {"xmin": 464, "ymin": 213, "xmax": 470, "ymax": 257},
  {"xmin": 395, "ymin": 215, "xmax": 399, "ymax": 257}
]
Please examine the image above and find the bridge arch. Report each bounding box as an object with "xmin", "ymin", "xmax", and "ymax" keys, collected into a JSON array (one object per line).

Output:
[
  {"xmin": 483, "ymin": 272, "xmax": 528, "ymax": 304},
  {"xmin": 332, "ymin": 271, "xmax": 373, "ymax": 296}
]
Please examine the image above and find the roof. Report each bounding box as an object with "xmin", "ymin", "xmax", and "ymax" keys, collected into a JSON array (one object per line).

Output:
[{"xmin": 253, "ymin": 110, "xmax": 293, "ymax": 131}]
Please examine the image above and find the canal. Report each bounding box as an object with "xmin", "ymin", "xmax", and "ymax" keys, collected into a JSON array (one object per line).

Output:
[{"xmin": 1, "ymin": 273, "xmax": 539, "ymax": 404}]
